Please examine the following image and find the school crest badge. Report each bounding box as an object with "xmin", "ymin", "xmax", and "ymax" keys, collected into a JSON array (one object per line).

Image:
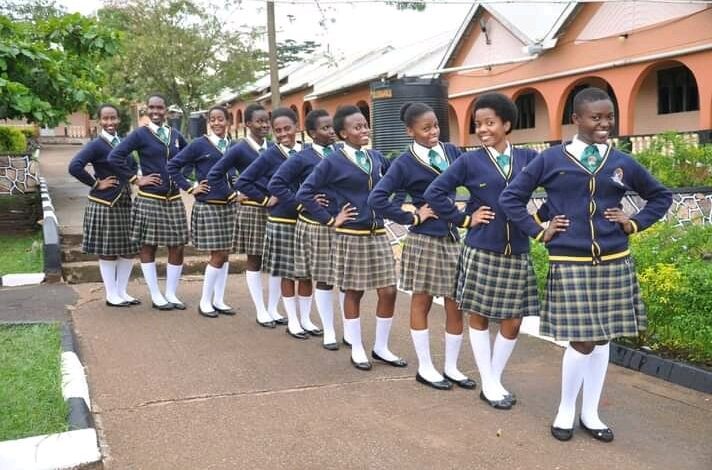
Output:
[{"xmin": 611, "ymin": 167, "xmax": 624, "ymax": 187}]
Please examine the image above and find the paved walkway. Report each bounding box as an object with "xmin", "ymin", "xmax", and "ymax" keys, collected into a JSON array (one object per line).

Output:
[{"xmin": 39, "ymin": 144, "xmax": 712, "ymax": 469}]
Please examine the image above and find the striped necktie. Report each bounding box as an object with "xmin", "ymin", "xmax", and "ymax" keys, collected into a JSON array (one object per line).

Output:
[
  {"xmin": 428, "ymin": 148, "xmax": 447, "ymax": 172},
  {"xmin": 355, "ymin": 150, "xmax": 371, "ymax": 173},
  {"xmin": 581, "ymin": 145, "xmax": 602, "ymax": 173}
]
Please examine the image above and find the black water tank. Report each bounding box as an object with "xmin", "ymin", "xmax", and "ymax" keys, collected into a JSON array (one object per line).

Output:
[
  {"xmin": 189, "ymin": 114, "xmax": 207, "ymax": 139},
  {"xmin": 371, "ymin": 77, "xmax": 449, "ymax": 156}
]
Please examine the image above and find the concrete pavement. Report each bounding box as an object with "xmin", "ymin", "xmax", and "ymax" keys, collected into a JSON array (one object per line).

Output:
[{"xmin": 70, "ymin": 278, "xmax": 712, "ymax": 470}]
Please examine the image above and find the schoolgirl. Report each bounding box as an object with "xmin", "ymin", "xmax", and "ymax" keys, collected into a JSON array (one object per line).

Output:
[
  {"xmin": 108, "ymin": 94, "xmax": 188, "ymax": 311},
  {"xmin": 68, "ymin": 104, "xmax": 139, "ymax": 307},
  {"xmin": 425, "ymin": 92, "xmax": 543, "ymax": 409},
  {"xmin": 269, "ymin": 109, "xmax": 342, "ymax": 349},
  {"xmin": 166, "ymin": 106, "xmax": 237, "ymax": 318},
  {"xmin": 206, "ymin": 104, "xmax": 285, "ymax": 327},
  {"xmin": 500, "ymin": 87, "xmax": 671, "ymax": 441},
  {"xmin": 236, "ymin": 107, "xmax": 320, "ymax": 339},
  {"xmin": 368, "ymin": 102, "xmax": 475, "ymax": 390},
  {"xmin": 297, "ymin": 105, "xmax": 404, "ymax": 371}
]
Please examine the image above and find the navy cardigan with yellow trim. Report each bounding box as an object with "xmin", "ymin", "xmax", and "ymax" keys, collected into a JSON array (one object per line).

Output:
[
  {"xmin": 206, "ymin": 138, "xmax": 263, "ymax": 205},
  {"xmin": 108, "ymin": 126, "xmax": 187, "ymax": 197},
  {"xmin": 236, "ymin": 143, "xmax": 297, "ymax": 218},
  {"xmin": 369, "ymin": 142, "xmax": 463, "ymax": 239},
  {"xmin": 68, "ymin": 136, "xmax": 136, "ymax": 206},
  {"xmin": 424, "ymin": 146, "xmax": 540, "ymax": 255},
  {"xmin": 166, "ymin": 136, "xmax": 236, "ymax": 203},
  {"xmin": 499, "ymin": 143, "xmax": 672, "ymax": 261},
  {"xmin": 296, "ymin": 148, "xmax": 393, "ymax": 231}
]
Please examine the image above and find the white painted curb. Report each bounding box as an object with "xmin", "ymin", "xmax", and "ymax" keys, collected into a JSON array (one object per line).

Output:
[
  {"xmin": 1, "ymin": 273, "xmax": 45, "ymax": 287},
  {"xmin": 61, "ymin": 351, "xmax": 92, "ymax": 409}
]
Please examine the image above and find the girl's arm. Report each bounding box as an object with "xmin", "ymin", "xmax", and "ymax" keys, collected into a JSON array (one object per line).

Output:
[
  {"xmin": 268, "ymin": 156, "xmax": 300, "ymax": 210},
  {"xmin": 108, "ymin": 132, "xmax": 140, "ymax": 184},
  {"xmin": 235, "ymin": 155, "xmax": 271, "ymax": 204},
  {"xmin": 368, "ymin": 161, "xmax": 416, "ymax": 225},
  {"xmin": 424, "ymin": 157, "xmax": 471, "ymax": 228},
  {"xmin": 499, "ymin": 156, "xmax": 547, "ymax": 241},
  {"xmin": 296, "ymin": 158, "xmax": 336, "ymax": 225},
  {"xmin": 68, "ymin": 144, "xmax": 99, "ymax": 187}
]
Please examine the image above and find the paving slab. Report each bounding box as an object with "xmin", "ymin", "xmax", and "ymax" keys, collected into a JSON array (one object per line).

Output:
[
  {"xmin": 0, "ymin": 283, "xmax": 76, "ymax": 323},
  {"xmin": 70, "ymin": 277, "xmax": 712, "ymax": 470}
]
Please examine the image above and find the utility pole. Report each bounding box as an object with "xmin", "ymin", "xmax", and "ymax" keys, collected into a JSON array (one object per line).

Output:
[{"xmin": 267, "ymin": 0, "xmax": 281, "ymax": 107}]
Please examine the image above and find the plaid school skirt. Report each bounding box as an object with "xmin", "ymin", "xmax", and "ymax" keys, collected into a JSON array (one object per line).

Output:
[
  {"xmin": 262, "ymin": 220, "xmax": 296, "ymax": 278},
  {"xmin": 400, "ymin": 232, "xmax": 459, "ymax": 298},
  {"xmin": 541, "ymin": 257, "xmax": 647, "ymax": 342},
  {"xmin": 293, "ymin": 219, "xmax": 334, "ymax": 283},
  {"xmin": 130, "ymin": 194, "xmax": 189, "ymax": 247},
  {"xmin": 234, "ymin": 204, "xmax": 267, "ymax": 256},
  {"xmin": 456, "ymin": 246, "xmax": 539, "ymax": 319},
  {"xmin": 82, "ymin": 189, "xmax": 138, "ymax": 256},
  {"xmin": 333, "ymin": 232, "xmax": 397, "ymax": 291},
  {"xmin": 190, "ymin": 202, "xmax": 237, "ymax": 251}
]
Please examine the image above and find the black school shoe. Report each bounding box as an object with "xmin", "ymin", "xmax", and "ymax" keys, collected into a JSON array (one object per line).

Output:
[
  {"xmin": 286, "ymin": 328, "xmax": 309, "ymax": 340},
  {"xmin": 342, "ymin": 338, "xmax": 352, "ymax": 348},
  {"xmin": 273, "ymin": 317, "xmax": 288, "ymax": 325},
  {"xmin": 550, "ymin": 425, "xmax": 574, "ymax": 441},
  {"xmin": 323, "ymin": 342, "xmax": 339, "ymax": 351},
  {"xmin": 256, "ymin": 318, "xmax": 276, "ymax": 328},
  {"xmin": 213, "ymin": 305, "xmax": 236, "ymax": 316},
  {"xmin": 579, "ymin": 417, "xmax": 614, "ymax": 442},
  {"xmin": 371, "ymin": 350, "xmax": 407, "ymax": 368},
  {"xmin": 443, "ymin": 373, "xmax": 477, "ymax": 390},
  {"xmin": 350, "ymin": 357, "xmax": 372, "ymax": 371},
  {"xmin": 416, "ymin": 373, "xmax": 453, "ymax": 391},
  {"xmin": 106, "ymin": 300, "xmax": 130, "ymax": 307},
  {"xmin": 198, "ymin": 306, "xmax": 218, "ymax": 318},
  {"xmin": 152, "ymin": 302, "xmax": 174, "ymax": 311},
  {"xmin": 126, "ymin": 298, "xmax": 141, "ymax": 305},
  {"xmin": 171, "ymin": 302, "xmax": 186, "ymax": 310},
  {"xmin": 303, "ymin": 327, "xmax": 323, "ymax": 337},
  {"xmin": 479, "ymin": 391, "xmax": 513, "ymax": 410}
]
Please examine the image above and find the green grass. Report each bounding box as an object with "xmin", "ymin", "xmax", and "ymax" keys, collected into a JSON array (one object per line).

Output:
[
  {"xmin": 0, "ymin": 231, "xmax": 43, "ymax": 276},
  {"xmin": 0, "ymin": 324, "xmax": 68, "ymax": 441}
]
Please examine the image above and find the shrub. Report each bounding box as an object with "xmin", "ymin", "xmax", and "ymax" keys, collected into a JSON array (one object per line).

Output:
[
  {"xmin": 633, "ymin": 132, "xmax": 712, "ymax": 188},
  {"xmin": 0, "ymin": 127, "xmax": 28, "ymax": 153}
]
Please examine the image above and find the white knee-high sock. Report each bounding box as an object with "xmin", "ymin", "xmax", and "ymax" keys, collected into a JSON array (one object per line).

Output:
[
  {"xmin": 314, "ymin": 288, "xmax": 336, "ymax": 344},
  {"xmin": 373, "ymin": 316, "xmax": 399, "ymax": 361},
  {"xmin": 283, "ymin": 296, "xmax": 303, "ymax": 334},
  {"xmin": 267, "ymin": 275, "xmax": 284, "ymax": 321},
  {"xmin": 552, "ymin": 345, "xmax": 589, "ymax": 429},
  {"xmin": 212, "ymin": 262, "xmax": 231, "ymax": 310},
  {"xmin": 339, "ymin": 291, "xmax": 349, "ymax": 342},
  {"xmin": 98, "ymin": 259, "xmax": 122, "ymax": 304},
  {"xmin": 491, "ymin": 331, "xmax": 518, "ymax": 396},
  {"xmin": 246, "ymin": 270, "xmax": 271, "ymax": 323},
  {"xmin": 140, "ymin": 262, "xmax": 168, "ymax": 306},
  {"xmin": 298, "ymin": 295, "xmax": 319, "ymax": 330},
  {"xmin": 200, "ymin": 265, "xmax": 220, "ymax": 313},
  {"xmin": 116, "ymin": 257, "xmax": 136, "ymax": 302},
  {"xmin": 345, "ymin": 318, "xmax": 368, "ymax": 363},
  {"xmin": 444, "ymin": 332, "xmax": 467, "ymax": 381},
  {"xmin": 164, "ymin": 263, "xmax": 183, "ymax": 304},
  {"xmin": 581, "ymin": 343, "xmax": 610, "ymax": 429},
  {"xmin": 469, "ymin": 327, "xmax": 503, "ymax": 400},
  {"xmin": 411, "ymin": 329, "xmax": 443, "ymax": 382}
]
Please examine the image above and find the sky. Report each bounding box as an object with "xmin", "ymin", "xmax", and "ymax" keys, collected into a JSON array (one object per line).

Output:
[{"xmin": 57, "ymin": 0, "xmax": 472, "ymax": 57}]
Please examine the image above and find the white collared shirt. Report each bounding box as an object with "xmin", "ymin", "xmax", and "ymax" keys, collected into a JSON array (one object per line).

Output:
[
  {"xmin": 412, "ymin": 141, "xmax": 444, "ymax": 166},
  {"xmin": 312, "ymin": 143, "xmax": 328, "ymax": 157},
  {"xmin": 101, "ymin": 129, "xmax": 119, "ymax": 144},
  {"xmin": 208, "ymin": 133, "xmax": 229, "ymax": 148},
  {"xmin": 279, "ymin": 142, "xmax": 302, "ymax": 156},
  {"xmin": 485, "ymin": 142, "xmax": 512, "ymax": 158},
  {"xmin": 341, "ymin": 143, "xmax": 364, "ymax": 164},
  {"xmin": 566, "ymin": 135, "xmax": 607, "ymax": 161},
  {"xmin": 246, "ymin": 134, "xmax": 267, "ymax": 153},
  {"xmin": 147, "ymin": 121, "xmax": 169, "ymax": 134}
]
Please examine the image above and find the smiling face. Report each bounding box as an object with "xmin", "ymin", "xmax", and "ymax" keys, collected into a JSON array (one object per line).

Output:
[
  {"xmin": 208, "ymin": 109, "xmax": 228, "ymax": 138},
  {"xmin": 474, "ymin": 107, "xmax": 509, "ymax": 151},
  {"xmin": 572, "ymin": 99, "xmax": 615, "ymax": 145},
  {"xmin": 272, "ymin": 116, "xmax": 297, "ymax": 148},
  {"xmin": 309, "ymin": 116, "xmax": 336, "ymax": 147},
  {"xmin": 99, "ymin": 106, "xmax": 120, "ymax": 135},
  {"xmin": 340, "ymin": 113, "xmax": 370, "ymax": 148},
  {"xmin": 407, "ymin": 111, "xmax": 440, "ymax": 148},
  {"xmin": 146, "ymin": 96, "xmax": 166, "ymax": 125},
  {"xmin": 247, "ymin": 110, "xmax": 271, "ymax": 141}
]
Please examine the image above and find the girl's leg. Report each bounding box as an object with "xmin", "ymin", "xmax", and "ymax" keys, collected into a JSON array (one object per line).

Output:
[
  {"xmin": 344, "ymin": 290, "xmax": 368, "ymax": 365},
  {"xmin": 553, "ymin": 341, "xmax": 594, "ymax": 431},
  {"xmin": 98, "ymin": 255, "xmax": 124, "ymax": 305},
  {"xmin": 443, "ymin": 298, "xmax": 470, "ymax": 383},
  {"xmin": 139, "ymin": 245, "xmax": 170, "ymax": 307},
  {"xmin": 116, "ymin": 256, "xmax": 138, "ymax": 304},
  {"xmin": 267, "ymin": 275, "xmax": 285, "ymax": 322},
  {"xmin": 314, "ymin": 282, "xmax": 337, "ymax": 348},
  {"xmin": 468, "ymin": 314, "xmax": 506, "ymax": 401},
  {"xmin": 282, "ymin": 278, "xmax": 305, "ymax": 337},
  {"xmin": 245, "ymin": 255, "xmax": 272, "ymax": 324},
  {"xmin": 373, "ymin": 286, "xmax": 404, "ymax": 364},
  {"xmin": 339, "ymin": 289, "xmax": 348, "ymax": 343},
  {"xmin": 198, "ymin": 251, "xmax": 227, "ymax": 316},
  {"xmin": 298, "ymin": 280, "xmax": 320, "ymax": 333},
  {"xmin": 165, "ymin": 245, "xmax": 185, "ymax": 307},
  {"xmin": 491, "ymin": 318, "xmax": 522, "ymax": 397},
  {"xmin": 410, "ymin": 293, "xmax": 444, "ymax": 382},
  {"xmin": 212, "ymin": 252, "xmax": 232, "ymax": 311},
  {"xmin": 580, "ymin": 340, "xmax": 611, "ymax": 430}
]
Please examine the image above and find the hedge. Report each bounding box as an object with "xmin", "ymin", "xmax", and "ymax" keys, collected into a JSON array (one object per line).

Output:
[{"xmin": 0, "ymin": 126, "xmax": 28, "ymax": 153}]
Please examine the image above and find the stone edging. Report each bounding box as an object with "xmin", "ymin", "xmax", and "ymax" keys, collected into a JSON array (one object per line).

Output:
[
  {"xmin": 40, "ymin": 176, "xmax": 62, "ymax": 283},
  {"xmin": 610, "ymin": 342, "xmax": 712, "ymax": 394},
  {"xmin": 0, "ymin": 322, "xmax": 101, "ymax": 470}
]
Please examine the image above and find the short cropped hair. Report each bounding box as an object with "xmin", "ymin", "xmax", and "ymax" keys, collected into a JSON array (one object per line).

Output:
[
  {"xmin": 270, "ymin": 106, "xmax": 298, "ymax": 124},
  {"xmin": 244, "ymin": 103, "xmax": 266, "ymax": 123},
  {"xmin": 573, "ymin": 87, "xmax": 612, "ymax": 114},
  {"xmin": 474, "ymin": 92, "xmax": 518, "ymax": 134},
  {"xmin": 96, "ymin": 103, "xmax": 119, "ymax": 118},
  {"xmin": 305, "ymin": 109, "xmax": 330, "ymax": 132},
  {"xmin": 333, "ymin": 105, "xmax": 362, "ymax": 137},
  {"xmin": 400, "ymin": 102, "xmax": 434, "ymax": 128}
]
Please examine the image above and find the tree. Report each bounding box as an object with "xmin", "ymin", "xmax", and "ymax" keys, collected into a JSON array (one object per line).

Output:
[
  {"xmin": 0, "ymin": 0, "xmax": 65, "ymax": 21},
  {"xmin": 274, "ymin": 39, "xmax": 320, "ymax": 68},
  {"xmin": 98, "ymin": 0, "xmax": 264, "ymax": 133},
  {"xmin": 0, "ymin": 12, "xmax": 121, "ymax": 127}
]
